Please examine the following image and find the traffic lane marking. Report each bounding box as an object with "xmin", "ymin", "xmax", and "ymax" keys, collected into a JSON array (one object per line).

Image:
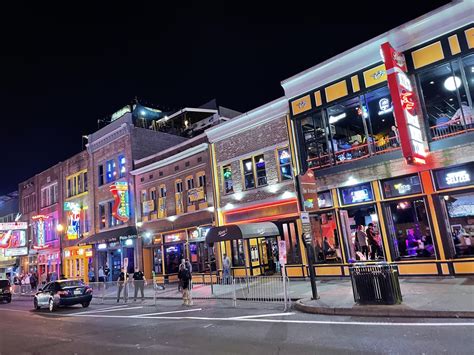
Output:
[
  {"xmin": 60, "ymin": 312, "xmax": 474, "ymax": 326},
  {"xmin": 79, "ymin": 306, "xmax": 143, "ymax": 314},
  {"xmin": 230, "ymin": 312, "xmax": 295, "ymax": 319},
  {"xmin": 131, "ymin": 308, "xmax": 202, "ymax": 317}
]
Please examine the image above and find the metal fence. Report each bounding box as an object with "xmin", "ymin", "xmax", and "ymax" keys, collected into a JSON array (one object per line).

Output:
[{"xmin": 86, "ymin": 275, "xmax": 290, "ymax": 309}]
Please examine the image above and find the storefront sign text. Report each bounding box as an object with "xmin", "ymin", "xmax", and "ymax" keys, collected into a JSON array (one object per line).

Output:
[
  {"xmin": 0, "ymin": 222, "xmax": 27, "ymax": 231},
  {"xmin": 381, "ymin": 42, "xmax": 428, "ymax": 165},
  {"xmin": 64, "ymin": 202, "xmax": 81, "ymax": 240},
  {"xmin": 446, "ymin": 171, "xmax": 470, "ymax": 185}
]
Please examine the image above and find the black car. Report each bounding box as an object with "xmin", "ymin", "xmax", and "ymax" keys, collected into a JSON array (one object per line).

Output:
[
  {"xmin": 0, "ymin": 280, "xmax": 12, "ymax": 303},
  {"xmin": 34, "ymin": 279, "xmax": 93, "ymax": 312}
]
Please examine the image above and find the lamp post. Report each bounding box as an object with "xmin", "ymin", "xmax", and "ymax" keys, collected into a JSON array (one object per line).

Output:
[{"xmin": 56, "ymin": 224, "xmax": 64, "ymax": 279}]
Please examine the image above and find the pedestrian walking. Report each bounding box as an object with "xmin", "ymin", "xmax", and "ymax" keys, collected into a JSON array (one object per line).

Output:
[
  {"xmin": 30, "ymin": 273, "xmax": 37, "ymax": 291},
  {"xmin": 178, "ymin": 259, "xmax": 186, "ymax": 292},
  {"xmin": 178, "ymin": 264, "xmax": 193, "ymax": 306},
  {"xmin": 222, "ymin": 253, "xmax": 231, "ymax": 284},
  {"xmin": 132, "ymin": 267, "xmax": 146, "ymax": 302},
  {"xmin": 356, "ymin": 225, "xmax": 368, "ymax": 260},
  {"xmin": 104, "ymin": 264, "xmax": 110, "ymax": 281},
  {"xmin": 116, "ymin": 268, "xmax": 127, "ymax": 303}
]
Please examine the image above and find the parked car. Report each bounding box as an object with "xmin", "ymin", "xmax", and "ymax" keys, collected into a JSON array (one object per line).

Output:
[
  {"xmin": 0, "ymin": 280, "xmax": 12, "ymax": 303},
  {"xmin": 34, "ymin": 279, "xmax": 93, "ymax": 312}
]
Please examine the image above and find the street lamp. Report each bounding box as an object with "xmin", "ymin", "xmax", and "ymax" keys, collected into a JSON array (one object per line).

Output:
[{"xmin": 56, "ymin": 224, "xmax": 64, "ymax": 279}]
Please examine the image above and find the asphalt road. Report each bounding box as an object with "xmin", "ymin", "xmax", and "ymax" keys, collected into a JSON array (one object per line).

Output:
[{"xmin": 1, "ymin": 297, "xmax": 473, "ymax": 355}]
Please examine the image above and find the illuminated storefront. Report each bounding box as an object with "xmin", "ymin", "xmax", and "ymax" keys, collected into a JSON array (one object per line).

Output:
[
  {"xmin": 285, "ymin": 8, "xmax": 473, "ymax": 275},
  {"xmin": 63, "ymin": 246, "xmax": 93, "ymax": 282}
]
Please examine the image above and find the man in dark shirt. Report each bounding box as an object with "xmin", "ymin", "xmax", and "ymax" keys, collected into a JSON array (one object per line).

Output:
[
  {"xmin": 116, "ymin": 268, "xmax": 127, "ymax": 303},
  {"xmin": 132, "ymin": 267, "xmax": 146, "ymax": 302}
]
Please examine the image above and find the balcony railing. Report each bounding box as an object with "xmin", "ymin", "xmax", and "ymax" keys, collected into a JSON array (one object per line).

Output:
[
  {"xmin": 307, "ymin": 136, "xmax": 401, "ymax": 170},
  {"xmin": 430, "ymin": 119, "xmax": 473, "ymax": 140}
]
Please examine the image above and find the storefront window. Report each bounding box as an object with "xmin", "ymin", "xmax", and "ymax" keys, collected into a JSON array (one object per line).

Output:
[
  {"xmin": 231, "ymin": 239, "xmax": 245, "ymax": 266},
  {"xmin": 462, "ymin": 54, "xmax": 474, "ymax": 117},
  {"xmin": 441, "ymin": 192, "xmax": 474, "ymax": 257},
  {"xmin": 381, "ymin": 174, "xmax": 422, "ymax": 198},
  {"xmin": 278, "ymin": 148, "xmax": 292, "ymax": 180},
  {"xmin": 383, "ymin": 198, "xmax": 435, "ymax": 260},
  {"xmin": 243, "ymin": 158, "xmax": 255, "ymax": 189},
  {"xmin": 254, "ymin": 154, "xmax": 267, "ymax": 186},
  {"xmin": 339, "ymin": 205, "xmax": 384, "ymax": 262},
  {"xmin": 164, "ymin": 243, "xmax": 184, "ymax": 274},
  {"xmin": 99, "ymin": 204, "xmax": 106, "ymax": 229},
  {"xmin": 364, "ymin": 86, "xmax": 399, "ymax": 152},
  {"xmin": 317, "ymin": 190, "xmax": 333, "ymax": 209},
  {"xmin": 223, "ymin": 165, "xmax": 234, "ymax": 194},
  {"xmin": 281, "ymin": 222, "xmax": 301, "ymax": 264},
  {"xmin": 327, "ymin": 96, "xmax": 370, "ymax": 163},
  {"xmin": 299, "ymin": 112, "xmax": 332, "ymax": 169},
  {"xmin": 153, "ymin": 248, "xmax": 162, "ymax": 274},
  {"xmin": 418, "ymin": 60, "xmax": 473, "ymax": 139},
  {"xmin": 310, "ymin": 212, "xmax": 341, "ymax": 263}
]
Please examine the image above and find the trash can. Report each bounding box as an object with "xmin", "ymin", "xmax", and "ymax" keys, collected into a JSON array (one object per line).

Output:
[{"xmin": 349, "ymin": 262, "xmax": 402, "ymax": 305}]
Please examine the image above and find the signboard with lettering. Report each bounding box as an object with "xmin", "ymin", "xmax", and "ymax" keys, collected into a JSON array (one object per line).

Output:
[
  {"xmin": 187, "ymin": 187, "xmax": 205, "ymax": 202},
  {"xmin": 433, "ymin": 163, "xmax": 474, "ymax": 190},
  {"xmin": 278, "ymin": 240, "xmax": 287, "ymax": 265},
  {"xmin": 298, "ymin": 169, "xmax": 319, "ymax": 212},
  {"xmin": 339, "ymin": 183, "xmax": 374, "ymax": 206},
  {"xmin": 32, "ymin": 215, "xmax": 49, "ymax": 249},
  {"xmin": 0, "ymin": 222, "xmax": 27, "ymax": 231},
  {"xmin": 381, "ymin": 42, "xmax": 428, "ymax": 165},
  {"xmin": 142, "ymin": 200, "xmax": 155, "ymax": 214},
  {"xmin": 381, "ymin": 174, "xmax": 422, "ymax": 198},
  {"xmin": 110, "ymin": 182, "xmax": 130, "ymax": 222}
]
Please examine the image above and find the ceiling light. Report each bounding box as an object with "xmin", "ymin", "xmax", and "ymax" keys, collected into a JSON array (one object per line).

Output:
[
  {"xmin": 429, "ymin": 81, "xmax": 434, "ymax": 85},
  {"xmin": 328, "ymin": 113, "xmax": 346, "ymax": 124},
  {"xmin": 443, "ymin": 76, "xmax": 461, "ymax": 91}
]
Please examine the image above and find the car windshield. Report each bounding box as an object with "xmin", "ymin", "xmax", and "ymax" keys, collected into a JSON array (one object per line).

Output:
[
  {"xmin": 0, "ymin": 280, "xmax": 10, "ymax": 288},
  {"xmin": 59, "ymin": 280, "xmax": 85, "ymax": 288}
]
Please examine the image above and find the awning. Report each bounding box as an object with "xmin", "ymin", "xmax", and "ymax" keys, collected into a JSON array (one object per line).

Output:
[
  {"xmin": 205, "ymin": 222, "xmax": 280, "ymax": 244},
  {"xmin": 0, "ymin": 259, "xmax": 17, "ymax": 268},
  {"xmin": 79, "ymin": 226, "xmax": 137, "ymax": 246}
]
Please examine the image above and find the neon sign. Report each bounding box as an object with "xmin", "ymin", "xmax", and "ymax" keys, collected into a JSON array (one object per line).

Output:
[
  {"xmin": 381, "ymin": 42, "xmax": 428, "ymax": 165},
  {"xmin": 32, "ymin": 215, "xmax": 49, "ymax": 249},
  {"xmin": 378, "ymin": 98, "xmax": 393, "ymax": 115},
  {"xmin": 351, "ymin": 189, "xmax": 369, "ymax": 203},
  {"xmin": 446, "ymin": 171, "xmax": 470, "ymax": 185},
  {"xmin": 64, "ymin": 202, "xmax": 81, "ymax": 240},
  {"xmin": 110, "ymin": 182, "xmax": 130, "ymax": 222},
  {"xmin": 394, "ymin": 183, "xmax": 412, "ymax": 194}
]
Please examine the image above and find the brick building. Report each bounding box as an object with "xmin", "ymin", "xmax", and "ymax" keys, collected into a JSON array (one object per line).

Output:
[
  {"xmin": 18, "ymin": 163, "xmax": 63, "ymax": 283},
  {"xmin": 60, "ymin": 150, "xmax": 93, "ymax": 282},
  {"xmin": 206, "ymin": 98, "xmax": 304, "ymax": 277},
  {"xmin": 82, "ymin": 110, "xmax": 187, "ymax": 280},
  {"xmin": 132, "ymin": 134, "xmax": 216, "ymax": 281},
  {"xmin": 284, "ymin": 1, "xmax": 474, "ymax": 276}
]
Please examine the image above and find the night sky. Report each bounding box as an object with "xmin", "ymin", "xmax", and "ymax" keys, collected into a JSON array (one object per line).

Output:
[{"xmin": 1, "ymin": 1, "xmax": 451, "ymax": 195}]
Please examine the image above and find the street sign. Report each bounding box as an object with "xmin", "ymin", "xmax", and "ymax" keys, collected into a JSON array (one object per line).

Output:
[{"xmin": 278, "ymin": 240, "xmax": 287, "ymax": 265}]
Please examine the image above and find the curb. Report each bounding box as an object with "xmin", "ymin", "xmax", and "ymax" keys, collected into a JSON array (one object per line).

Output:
[{"xmin": 294, "ymin": 299, "xmax": 474, "ymax": 319}]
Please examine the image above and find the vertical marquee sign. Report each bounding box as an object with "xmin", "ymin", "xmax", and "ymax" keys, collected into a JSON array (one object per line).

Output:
[
  {"xmin": 381, "ymin": 42, "xmax": 428, "ymax": 165},
  {"xmin": 110, "ymin": 182, "xmax": 130, "ymax": 222},
  {"xmin": 32, "ymin": 215, "xmax": 49, "ymax": 249},
  {"xmin": 64, "ymin": 202, "xmax": 81, "ymax": 240}
]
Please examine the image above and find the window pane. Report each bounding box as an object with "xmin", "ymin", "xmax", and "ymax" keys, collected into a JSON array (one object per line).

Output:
[
  {"xmin": 300, "ymin": 112, "xmax": 332, "ymax": 169},
  {"xmin": 254, "ymin": 154, "xmax": 267, "ymax": 186},
  {"xmin": 418, "ymin": 63, "xmax": 461, "ymax": 138},
  {"xmin": 452, "ymin": 59, "xmax": 473, "ymax": 128},
  {"xmin": 98, "ymin": 165, "xmax": 104, "ymax": 186},
  {"xmin": 278, "ymin": 149, "xmax": 292, "ymax": 180},
  {"xmin": 243, "ymin": 158, "xmax": 255, "ymax": 189},
  {"xmin": 118, "ymin": 155, "xmax": 126, "ymax": 178},
  {"xmin": 442, "ymin": 192, "xmax": 474, "ymax": 257},
  {"xmin": 232, "ymin": 240, "xmax": 245, "ymax": 266},
  {"xmin": 223, "ymin": 165, "xmax": 233, "ymax": 193},
  {"xmin": 310, "ymin": 212, "xmax": 340, "ymax": 263},
  {"xmin": 327, "ymin": 96, "xmax": 369, "ymax": 163},
  {"xmin": 383, "ymin": 198, "xmax": 435, "ymax": 260},
  {"xmin": 364, "ymin": 86, "xmax": 399, "ymax": 152}
]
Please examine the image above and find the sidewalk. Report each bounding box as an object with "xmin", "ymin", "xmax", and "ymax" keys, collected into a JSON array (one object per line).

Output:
[{"xmin": 292, "ymin": 277, "xmax": 474, "ymax": 318}]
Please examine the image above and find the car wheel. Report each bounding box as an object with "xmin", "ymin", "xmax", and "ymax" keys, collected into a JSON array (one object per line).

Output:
[
  {"xmin": 48, "ymin": 298, "xmax": 55, "ymax": 312},
  {"xmin": 33, "ymin": 298, "xmax": 40, "ymax": 310},
  {"xmin": 82, "ymin": 301, "xmax": 90, "ymax": 308}
]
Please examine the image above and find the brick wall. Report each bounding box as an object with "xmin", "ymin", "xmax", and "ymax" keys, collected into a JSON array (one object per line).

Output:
[{"xmin": 213, "ymin": 115, "xmax": 296, "ymax": 208}]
